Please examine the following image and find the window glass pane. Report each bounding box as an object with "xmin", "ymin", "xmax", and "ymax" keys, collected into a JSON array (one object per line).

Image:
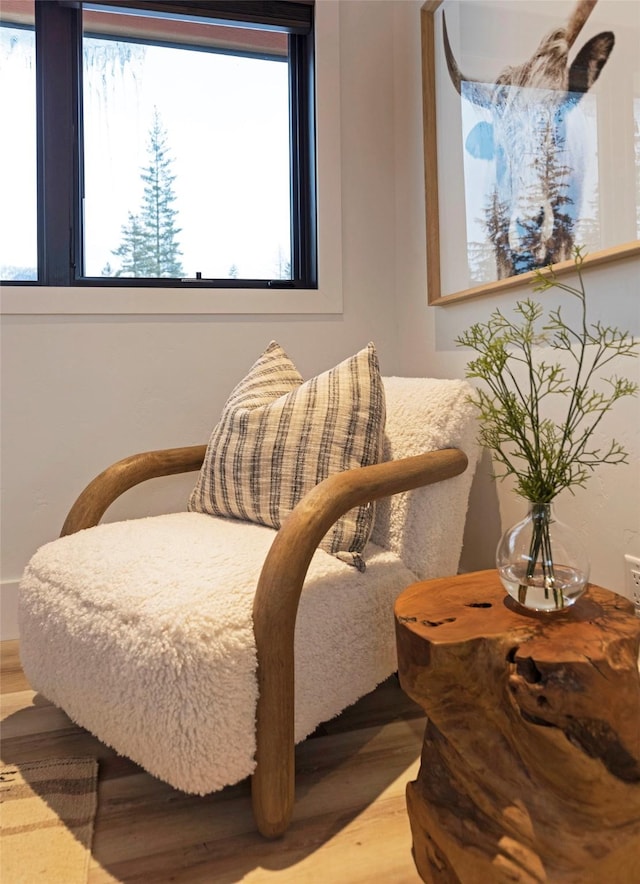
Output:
[
  {"xmin": 0, "ymin": 1, "xmax": 37, "ymax": 281},
  {"xmin": 82, "ymin": 7, "xmax": 291, "ymax": 280}
]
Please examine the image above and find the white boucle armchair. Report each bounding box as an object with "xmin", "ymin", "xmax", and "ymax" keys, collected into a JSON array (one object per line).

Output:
[{"xmin": 19, "ymin": 377, "xmax": 479, "ymax": 838}]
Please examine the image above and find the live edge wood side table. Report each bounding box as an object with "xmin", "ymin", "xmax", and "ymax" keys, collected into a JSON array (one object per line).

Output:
[{"xmin": 394, "ymin": 569, "xmax": 640, "ymax": 884}]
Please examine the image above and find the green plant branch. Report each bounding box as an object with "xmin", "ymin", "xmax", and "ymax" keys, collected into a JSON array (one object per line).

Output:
[
  {"xmin": 458, "ymin": 247, "xmax": 638, "ymax": 504},
  {"xmin": 456, "ymin": 246, "xmax": 638, "ymax": 604}
]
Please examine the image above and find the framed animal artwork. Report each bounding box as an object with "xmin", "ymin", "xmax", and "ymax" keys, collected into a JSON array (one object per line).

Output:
[{"xmin": 421, "ymin": 0, "xmax": 640, "ymax": 305}]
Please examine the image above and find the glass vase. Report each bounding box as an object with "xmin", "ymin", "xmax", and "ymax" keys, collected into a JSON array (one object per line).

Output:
[{"xmin": 496, "ymin": 502, "xmax": 590, "ymax": 612}]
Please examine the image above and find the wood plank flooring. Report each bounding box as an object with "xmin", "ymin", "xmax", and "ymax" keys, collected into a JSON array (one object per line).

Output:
[{"xmin": 1, "ymin": 640, "xmax": 425, "ymax": 883}]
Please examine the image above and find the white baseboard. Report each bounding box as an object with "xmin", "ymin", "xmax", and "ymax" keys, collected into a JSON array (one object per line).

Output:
[{"xmin": 1, "ymin": 580, "xmax": 19, "ymax": 640}]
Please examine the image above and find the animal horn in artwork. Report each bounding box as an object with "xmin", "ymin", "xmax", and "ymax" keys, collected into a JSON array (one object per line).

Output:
[
  {"xmin": 441, "ymin": 12, "xmax": 464, "ymax": 95},
  {"xmin": 564, "ymin": 0, "xmax": 597, "ymax": 49},
  {"xmin": 441, "ymin": 12, "xmax": 493, "ymax": 108}
]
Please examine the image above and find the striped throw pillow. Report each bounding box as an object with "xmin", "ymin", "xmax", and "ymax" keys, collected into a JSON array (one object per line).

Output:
[{"xmin": 188, "ymin": 341, "xmax": 386, "ymax": 570}]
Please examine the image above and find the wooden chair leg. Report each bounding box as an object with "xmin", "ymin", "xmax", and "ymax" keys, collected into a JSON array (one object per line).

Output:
[{"xmin": 251, "ymin": 746, "xmax": 295, "ymax": 839}]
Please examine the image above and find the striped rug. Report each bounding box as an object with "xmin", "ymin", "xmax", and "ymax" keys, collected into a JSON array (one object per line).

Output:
[{"xmin": 0, "ymin": 757, "xmax": 98, "ymax": 884}]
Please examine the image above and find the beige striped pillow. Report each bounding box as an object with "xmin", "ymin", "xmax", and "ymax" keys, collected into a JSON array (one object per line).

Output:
[{"xmin": 188, "ymin": 341, "xmax": 386, "ymax": 570}]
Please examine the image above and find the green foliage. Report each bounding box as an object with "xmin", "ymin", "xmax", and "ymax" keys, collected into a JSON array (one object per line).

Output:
[
  {"xmin": 456, "ymin": 246, "xmax": 638, "ymax": 503},
  {"xmin": 111, "ymin": 108, "xmax": 183, "ymax": 278},
  {"xmin": 112, "ymin": 212, "xmax": 148, "ymax": 277}
]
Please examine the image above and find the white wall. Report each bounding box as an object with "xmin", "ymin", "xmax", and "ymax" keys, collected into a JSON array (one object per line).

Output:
[{"xmin": 1, "ymin": 0, "xmax": 638, "ymax": 639}]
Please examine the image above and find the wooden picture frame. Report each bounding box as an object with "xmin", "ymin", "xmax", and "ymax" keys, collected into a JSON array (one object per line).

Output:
[{"xmin": 422, "ymin": 0, "xmax": 640, "ymax": 305}]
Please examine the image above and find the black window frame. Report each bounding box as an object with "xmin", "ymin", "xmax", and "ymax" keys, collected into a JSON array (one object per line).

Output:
[{"xmin": 18, "ymin": 0, "xmax": 317, "ymax": 289}]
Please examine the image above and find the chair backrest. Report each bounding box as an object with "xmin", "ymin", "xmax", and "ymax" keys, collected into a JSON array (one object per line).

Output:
[{"xmin": 370, "ymin": 377, "xmax": 479, "ymax": 580}]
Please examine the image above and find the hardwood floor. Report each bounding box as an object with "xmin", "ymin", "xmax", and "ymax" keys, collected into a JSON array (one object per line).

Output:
[{"xmin": 1, "ymin": 640, "xmax": 425, "ymax": 882}]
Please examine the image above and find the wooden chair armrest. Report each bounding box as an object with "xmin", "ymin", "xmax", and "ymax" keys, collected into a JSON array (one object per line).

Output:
[
  {"xmin": 60, "ymin": 445, "xmax": 207, "ymax": 537},
  {"xmin": 251, "ymin": 447, "xmax": 468, "ymax": 837}
]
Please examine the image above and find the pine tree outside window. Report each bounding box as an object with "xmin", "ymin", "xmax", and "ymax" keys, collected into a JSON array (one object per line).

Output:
[
  {"xmin": 0, "ymin": 0, "xmax": 317, "ymax": 290},
  {"xmin": 109, "ymin": 110, "xmax": 183, "ymax": 279}
]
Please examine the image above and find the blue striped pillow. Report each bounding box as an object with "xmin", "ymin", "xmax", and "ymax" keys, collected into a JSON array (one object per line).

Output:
[{"xmin": 188, "ymin": 342, "xmax": 386, "ymax": 570}]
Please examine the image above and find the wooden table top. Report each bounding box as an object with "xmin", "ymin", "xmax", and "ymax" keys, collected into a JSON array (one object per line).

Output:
[{"xmin": 394, "ymin": 568, "xmax": 639, "ymax": 649}]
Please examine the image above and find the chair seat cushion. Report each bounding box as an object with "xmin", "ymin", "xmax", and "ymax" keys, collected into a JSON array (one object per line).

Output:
[{"xmin": 18, "ymin": 512, "xmax": 417, "ymax": 795}]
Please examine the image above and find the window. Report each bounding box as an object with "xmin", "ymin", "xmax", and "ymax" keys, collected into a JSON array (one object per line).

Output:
[
  {"xmin": 0, "ymin": 0, "xmax": 316, "ymax": 289},
  {"xmin": 0, "ymin": 1, "xmax": 37, "ymax": 281}
]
